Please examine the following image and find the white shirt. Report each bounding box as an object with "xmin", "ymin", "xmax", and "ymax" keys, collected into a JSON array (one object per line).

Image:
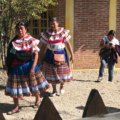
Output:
[{"xmin": 102, "ymin": 36, "xmax": 119, "ymax": 45}]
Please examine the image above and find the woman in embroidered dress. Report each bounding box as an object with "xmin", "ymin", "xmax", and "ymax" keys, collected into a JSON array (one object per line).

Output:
[
  {"xmin": 39, "ymin": 16, "xmax": 74, "ymax": 96},
  {"xmin": 5, "ymin": 22, "xmax": 50, "ymax": 115}
]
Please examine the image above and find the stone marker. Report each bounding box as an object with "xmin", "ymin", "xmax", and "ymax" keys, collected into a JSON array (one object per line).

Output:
[
  {"xmin": 34, "ymin": 95, "xmax": 62, "ymax": 120},
  {"xmin": 0, "ymin": 109, "xmax": 5, "ymax": 120},
  {"xmin": 82, "ymin": 89, "xmax": 108, "ymax": 118}
]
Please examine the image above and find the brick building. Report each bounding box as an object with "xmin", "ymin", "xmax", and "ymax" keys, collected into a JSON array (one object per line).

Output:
[{"xmin": 28, "ymin": 0, "xmax": 120, "ymax": 70}]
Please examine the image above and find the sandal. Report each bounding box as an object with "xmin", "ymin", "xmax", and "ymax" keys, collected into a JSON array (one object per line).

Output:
[
  {"xmin": 60, "ymin": 85, "xmax": 65, "ymax": 94},
  {"xmin": 60, "ymin": 89, "xmax": 65, "ymax": 94},
  {"xmin": 34, "ymin": 102, "xmax": 41, "ymax": 108},
  {"xmin": 7, "ymin": 109, "xmax": 20, "ymax": 115},
  {"xmin": 50, "ymin": 90, "xmax": 57, "ymax": 97}
]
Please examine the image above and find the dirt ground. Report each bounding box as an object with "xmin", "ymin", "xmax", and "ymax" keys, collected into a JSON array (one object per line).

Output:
[{"xmin": 0, "ymin": 70, "xmax": 120, "ymax": 120}]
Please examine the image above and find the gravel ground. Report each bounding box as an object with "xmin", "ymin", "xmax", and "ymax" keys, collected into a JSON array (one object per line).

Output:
[{"xmin": 0, "ymin": 70, "xmax": 120, "ymax": 120}]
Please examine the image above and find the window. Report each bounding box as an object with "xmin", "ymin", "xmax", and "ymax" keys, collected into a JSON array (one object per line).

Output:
[
  {"xmin": 26, "ymin": 5, "xmax": 56, "ymax": 63},
  {"xmin": 27, "ymin": 5, "xmax": 56, "ymax": 39}
]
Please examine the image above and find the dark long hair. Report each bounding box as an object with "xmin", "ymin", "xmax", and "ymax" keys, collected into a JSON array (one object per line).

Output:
[
  {"xmin": 15, "ymin": 22, "xmax": 27, "ymax": 29},
  {"xmin": 108, "ymin": 30, "xmax": 116, "ymax": 36},
  {"xmin": 49, "ymin": 16, "xmax": 59, "ymax": 23}
]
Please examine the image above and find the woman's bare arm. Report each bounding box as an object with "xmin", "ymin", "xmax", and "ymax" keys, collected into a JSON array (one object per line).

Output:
[
  {"xmin": 38, "ymin": 42, "xmax": 47, "ymax": 66},
  {"xmin": 65, "ymin": 40, "xmax": 74, "ymax": 63},
  {"xmin": 29, "ymin": 50, "xmax": 38, "ymax": 76},
  {"xmin": 99, "ymin": 39, "xmax": 110, "ymax": 49}
]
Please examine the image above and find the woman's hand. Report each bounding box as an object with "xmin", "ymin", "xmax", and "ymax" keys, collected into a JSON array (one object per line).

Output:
[
  {"xmin": 38, "ymin": 60, "xmax": 42, "ymax": 66},
  {"xmin": 110, "ymin": 44, "xmax": 115, "ymax": 49},
  {"xmin": 29, "ymin": 68, "xmax": 35, "ymax": 76},
  {"xmin": 110, "ymin": 44, "xmax": 117, "ymax": 52},
  {"xmin": 105, "ymin": 43, "xmax": 110, "ymax": 48},
  {"xmin": 70, "ymin": 55, "xmax": 74, "ymax": 63},
  {"xmin": 109, "ymin": 44, "xmax": 117, "ymax": 52}
]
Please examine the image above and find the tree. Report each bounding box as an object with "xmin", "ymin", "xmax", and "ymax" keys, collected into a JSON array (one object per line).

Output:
[{"xmin": 0, "ymin": 0, "xmax": 57, "ymax": 68}]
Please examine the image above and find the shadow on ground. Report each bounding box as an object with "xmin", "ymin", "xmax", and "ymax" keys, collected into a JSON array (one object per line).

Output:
[
  {"xmin": 0, "ymin": 103, "xmax": 35, "ymax": 113},
  {"xmin": 40, "ymin": 91, "xmax": 51, "ymax": 98},
  {"xmin": 76, "ymin": 106, "xmax": 120, "ymax": 113},
  {"xmin": 0, "ymin": 103, "xmax": 15, "ymax": 113},
  {"xmin": 73, "ymin": 79, "xmax": 100, "ymax": 83},
  {"xmin": 59, "ymin": 110, "xmax": 80, "ymax": 118},
  {"xmin": 40, "ymin": 91, "xmax": 60, "ymax": 98},
  {"xmin": 0, "ymin": 85, "xmax": 6, "ymax": 91},
  {"xmin": 106, "ymin": 107, "xmax": 120, "ymax": 113}
]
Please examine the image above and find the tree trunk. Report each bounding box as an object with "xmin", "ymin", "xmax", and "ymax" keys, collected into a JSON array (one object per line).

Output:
[
  {"xmin": 2, "ymin": 21, "xmax": 13, "ymax": 69},
  {"xmin": 0, "ymin": 32, "xmax": 3, "ymax": 68}
]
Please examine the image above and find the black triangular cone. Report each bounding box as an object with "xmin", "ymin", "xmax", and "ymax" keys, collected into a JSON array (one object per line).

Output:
[
  {"xmin": 34, "ymin": 95, "xmax": 62, "ymax": 120},
  {"xmin": 0, "ymin": 109, "xmax": 5, "ymax": 120},
  {"xmin": 82, "ymin": 89, "xmax": 108, "ymax": 118}
]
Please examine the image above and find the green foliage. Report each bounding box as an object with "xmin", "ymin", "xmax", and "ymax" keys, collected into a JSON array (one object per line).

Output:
[
  {"xmin": 0, "ymin": 0, "xmax": 57, "ymax": 67},
  {"xmin": 0, "ymin": 0, "xmax": 57, "ymax": 41}
]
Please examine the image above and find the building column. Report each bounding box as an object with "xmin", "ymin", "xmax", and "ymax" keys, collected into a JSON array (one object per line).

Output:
[
  {"xmin": 65, "ymin": 0, "xmax": 74, "ymax": 69},
  {"xmin": 109, "ymin": 0, "xmax": 117, "ymax": 31},
  {"xmin": 109, "ymin": 0, "xmax": 117, "ymax": 69}
]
